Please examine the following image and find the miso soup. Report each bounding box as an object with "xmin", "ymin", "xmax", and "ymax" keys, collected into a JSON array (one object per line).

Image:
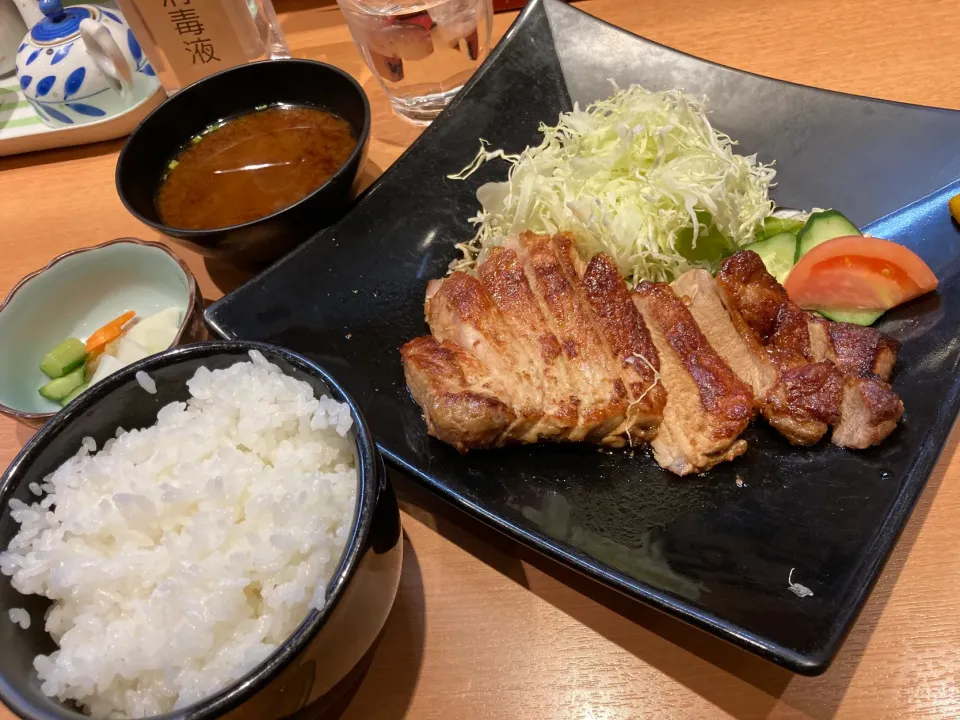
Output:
[{"xmin": 156, "ymin": 105, "xmax": 357, "ymax": 230}]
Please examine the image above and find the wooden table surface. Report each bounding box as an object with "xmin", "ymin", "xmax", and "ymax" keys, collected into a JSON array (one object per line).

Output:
[{"xmin": 3, "ymin": 0, "xmax": 960, "ymax": 718}]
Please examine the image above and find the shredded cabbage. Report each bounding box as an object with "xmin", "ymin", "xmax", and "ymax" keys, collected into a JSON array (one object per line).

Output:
[{"xmin": 449, "ymin": 83, "xmax": 777, "ymax": 284}]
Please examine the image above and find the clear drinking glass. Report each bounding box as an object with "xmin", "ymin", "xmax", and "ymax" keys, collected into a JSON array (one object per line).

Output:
[{"xmin": 338, "ymin": 0, "xmax": 494, "ymax": 125}]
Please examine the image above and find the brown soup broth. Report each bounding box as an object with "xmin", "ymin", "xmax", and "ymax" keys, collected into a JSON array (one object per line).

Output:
[{"xmin": 156, "ymin": 104, "xmax": 357, "ymax": 230}]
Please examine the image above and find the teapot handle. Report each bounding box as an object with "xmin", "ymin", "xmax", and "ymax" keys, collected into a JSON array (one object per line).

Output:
[{"xmin": 79, "ymin": 18, "xmax": 133, "ymax": 96}]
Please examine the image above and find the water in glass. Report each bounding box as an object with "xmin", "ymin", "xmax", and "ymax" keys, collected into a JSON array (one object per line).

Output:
[{"xmin": 338, "ymin": 0, "xmax": 494, "ymax": 125}]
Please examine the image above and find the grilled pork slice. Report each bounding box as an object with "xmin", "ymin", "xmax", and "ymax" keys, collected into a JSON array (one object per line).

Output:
[
  {"xmin": 832, "ymin": 376, "xmax": 904, "ymax": 448},
  {"xmin": 806, "ymin": 315, "xmax": 900, "ymax": 382},
  {"xmin": 762, "ymin": 362, "xmax": 844, "ymax": 445},
  {"xmin": 717, "ymin": 250, "xmax": 902, "ymax": 448},
  {"xmin": 504, "ymin": 233, "xmax": 626, "ymax": 441},
  {"xmin": 401, "ymin": 336, "xmax": 515, "ymax": 452},
  {"xmin": 478, "ymin": 247, "xmax": 580, "ymax": 440},
  {"xmin": 716, "ymin": 250, "xmax": 787, "ymax": 344},
  {"xmin": 709, "ymin": 252, "xmax": 841, "ymax": 445},
  {"xmin": 633, "ymin": 282, "xmax": 753, "ymax": 475},
  {"xmin": 424, "ymin": 271, "xmax": 546, "ymax": 443},
  {"xmin": 671, "ymin": 269, "xmax": 778, "ymax": 401},
  {"xmin": 553, "ymin": 234, "xmax": 665, "ymax": 442},
  {"xmin": 504, "ymin": 232, "xmax": 663, "ymax": 445},
  {"xmin": 806, "ymin": 315, "xmax": 904, "ymax": 448},
  {"xmin": 402, "ymin": 234, "xmax": 665, "ymax": 450},
  {"xmin": 580, "ymin": 253, "xmax": 666, "ymax": 442},
  {"xmin": 767, "ymin": 301, "xmax": 846, "ymax": 445}
]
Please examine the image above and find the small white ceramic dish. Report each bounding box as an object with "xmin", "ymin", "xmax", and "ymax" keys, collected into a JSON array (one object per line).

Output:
[{"xmin": 0, "ymin": 238, "xmax": 205, "ymax": 426}]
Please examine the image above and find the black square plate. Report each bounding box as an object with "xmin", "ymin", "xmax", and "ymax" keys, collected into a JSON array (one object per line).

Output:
[{"xmin": 207, "ymin": 0, "xmax": 960, "ymax": 674}]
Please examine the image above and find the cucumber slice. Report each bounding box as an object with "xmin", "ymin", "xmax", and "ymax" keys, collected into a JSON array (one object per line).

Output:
[
  {"xmin": 795, "ymin": 210, "xmax": 861, "ymax": 262},
  {"xmin": 39, "ymin": 338, "xmax": 87, "ymax": 380},
  {"xmin": 818, "ymin": 308, "xmax": 884, "ymax": 326},
  {"xmin": 746, "ymin": 232, "xmax": 797, "ymax": 284},
  {"xmin": 59, "ymin": 382, "xmax": 90, "ymax": 407},
  {"xmin": 38, "ymin": 366, "xmax": 85, "ymax": 402},
  {"xmin": 758, "ymin": 215, "xmax": 805, "ymax": 241}
]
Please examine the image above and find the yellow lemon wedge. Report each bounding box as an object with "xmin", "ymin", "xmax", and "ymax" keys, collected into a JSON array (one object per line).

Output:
[{"xmin": 949, "ymin": 193, "xmax": 960, "ymax": 224}]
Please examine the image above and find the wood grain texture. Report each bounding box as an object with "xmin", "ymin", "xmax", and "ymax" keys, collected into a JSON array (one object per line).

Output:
[{"xmin": 2, "ymin": 1, "xmax": 960, "ymax": 718}]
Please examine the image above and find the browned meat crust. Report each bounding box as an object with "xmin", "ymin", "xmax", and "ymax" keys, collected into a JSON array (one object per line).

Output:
[
  {"xmin": 807, "ymin": 315, "xmax": 900, "ymax": 382},
  {"xmin": 506, "ymin": 233, "xmax": 630, "ymax": 442},
  {"xmin": 582, "ymin": 254, "xmax": 661, "ymax": 380},
  {"xmin": 402, "ymin": 240, "xmax": 903, "ymax": 466},
  {"xmin": 570, "ymin": 243, "xmax": 666, "ymax": 442},
  {"xmin": 716, "ymin": 249, "xmax": 787, "ymax": 343},
  {"xmin": 805, "ymin": 316, "xmax": 903, "ymax": 447},
  {"xmin": 425, "ymin": 270, "xmax": 546, "ymax": 443},
  {"xmin": 403, "ymin": 233, "xmax": 665, "ymax": 452},
  {"xmin": 762, "ymin": 362, "xmax": 844, "ymax": 445},
  {"xmin": 832, "ymin": 324, "xmax": 900, "ymax": 381},
  {"xmin": 832, "ymin": 376, "xmax": 904, "ymax": 448},
  {"xmin": 634, "ymin": 282, "xmax": 753, "ymax": 475},
  {"xmin": 400, "ymin": 335, "xmax": 515, "ymax": 452},
  {"xmin": 672, "ymin": 269, "xmax": 778, "ymax": 402},
  {"xmin": 479, "ymin": 246, "xmax": 580, "ymax": 439},
  {"xmin": 716, "ymin": 252, "xmax": 840, "ymax": 445},
  {"xmin": 718, "ymin": 250, "xmax": 902, "ymax": 448}
]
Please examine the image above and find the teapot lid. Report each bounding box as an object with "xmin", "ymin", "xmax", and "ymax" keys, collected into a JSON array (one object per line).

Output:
[{"xmin": 30, "ymin": 0, "xmax": 94, "ymax": 45}]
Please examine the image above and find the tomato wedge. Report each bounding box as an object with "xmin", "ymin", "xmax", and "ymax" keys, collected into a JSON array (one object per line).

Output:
[{"xmin": 783, "ymin": 236, "xmax": 937, "ymax": 311}]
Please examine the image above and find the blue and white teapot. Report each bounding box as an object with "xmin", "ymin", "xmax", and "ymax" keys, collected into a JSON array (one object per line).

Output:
[{"xmin": 15, "ymin": 0, "xmax": 159, "ymax": 127}]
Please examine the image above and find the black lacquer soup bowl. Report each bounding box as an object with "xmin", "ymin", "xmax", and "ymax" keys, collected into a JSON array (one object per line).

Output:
[{"xmin": 116, "ymin": 60, "xmax": 371, "ymax": 267}]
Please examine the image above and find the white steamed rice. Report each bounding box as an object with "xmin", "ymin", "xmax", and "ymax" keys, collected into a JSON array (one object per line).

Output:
[
  {"xmin": 8, "ymin": 607, "xmax": 30, "ymax": 629},
  {"xmin": 135, "ymin": 370, "xmax": 157, "ymax": 395},
  {"xmin": 0, "ymin": 350, "xmax": 358, "ymax": 718}
]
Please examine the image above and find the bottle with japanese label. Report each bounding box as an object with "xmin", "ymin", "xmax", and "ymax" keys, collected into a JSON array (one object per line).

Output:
[{"xmin": 115, "ymin": 0, "xmax": 289, "ymax": 93}]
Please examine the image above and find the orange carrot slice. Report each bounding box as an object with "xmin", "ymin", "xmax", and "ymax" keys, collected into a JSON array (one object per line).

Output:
[{"xmin": 85, "ymin": 310, "xmax": 136, "ymax": 353}]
